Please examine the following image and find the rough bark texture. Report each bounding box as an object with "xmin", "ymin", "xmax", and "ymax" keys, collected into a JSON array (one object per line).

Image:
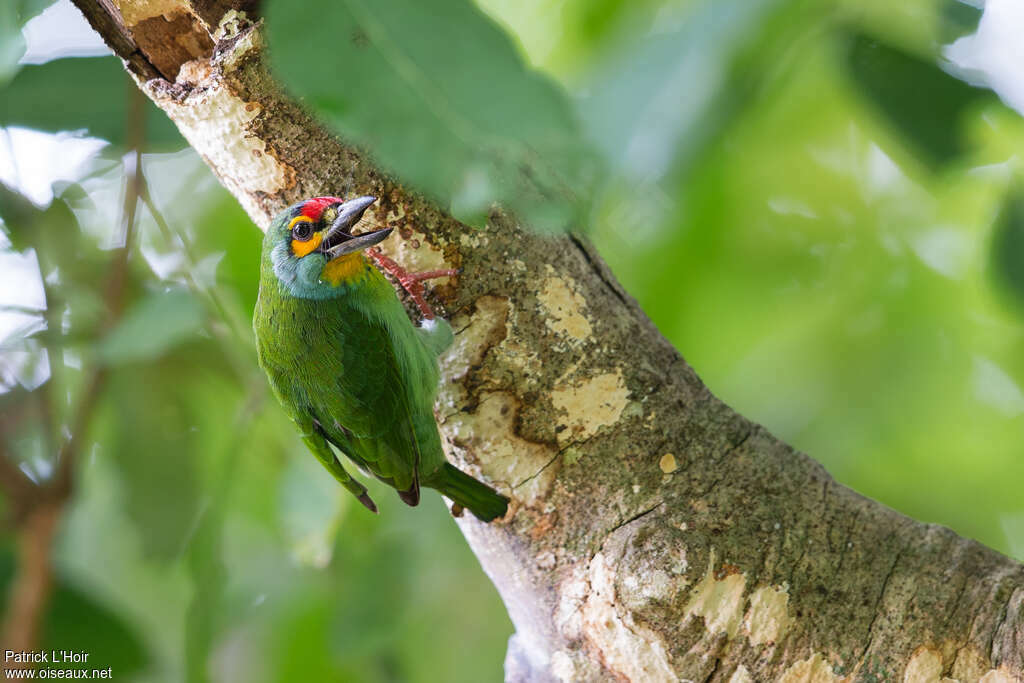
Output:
[{"xmin": 71, "ymin": 2, "xmax": 1024, "ymax": 681}]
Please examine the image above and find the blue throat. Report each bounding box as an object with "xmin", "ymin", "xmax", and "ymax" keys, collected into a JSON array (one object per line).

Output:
[{"xmin": 271, "ymin": 240, "xmax": 353, "ymax": 300}]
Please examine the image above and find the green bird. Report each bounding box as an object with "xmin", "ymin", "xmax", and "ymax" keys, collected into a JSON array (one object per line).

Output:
[{"xmin": 253, "ymin": 195, "xmax": 508, "ymax": 521}]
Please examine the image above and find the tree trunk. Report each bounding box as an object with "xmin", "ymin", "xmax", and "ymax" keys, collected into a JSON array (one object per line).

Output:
[{"xmin": 70, "ymin": 2, "xmax": 1024, "ymax": 680}]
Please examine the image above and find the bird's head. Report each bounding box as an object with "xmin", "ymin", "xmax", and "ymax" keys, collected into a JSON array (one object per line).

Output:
[{"xmin": 262, "ymin": 195, "xmax": 392, "ymax": 298}]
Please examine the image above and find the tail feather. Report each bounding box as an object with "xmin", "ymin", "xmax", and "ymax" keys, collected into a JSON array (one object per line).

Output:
[{"xmin": 428, "ymin": 464, "xmax": 508, "ymax": 522}]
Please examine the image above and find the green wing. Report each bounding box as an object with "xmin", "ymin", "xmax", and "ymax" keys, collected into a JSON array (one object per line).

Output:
[
  {"xmin": 255, "ymin": 273, "xmax": 447, "ymax": 502},
  {"xmin": 316, "ymin": 310, "xmax": 425, "ymax": 493}
]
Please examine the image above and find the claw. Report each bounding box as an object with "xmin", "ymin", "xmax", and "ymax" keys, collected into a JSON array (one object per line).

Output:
[
  {"xmin": 366, "ymin": 248, "xmax": 456, "ymax": 320},
  {"xmin": 358, "ymin": 492, "xmax": 379, "ymax": 514}
]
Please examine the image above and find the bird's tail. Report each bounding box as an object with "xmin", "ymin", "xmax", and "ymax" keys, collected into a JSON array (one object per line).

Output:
[{"xmin": 429, "ymin": 464, "xmax": 508, "ymax": 522}]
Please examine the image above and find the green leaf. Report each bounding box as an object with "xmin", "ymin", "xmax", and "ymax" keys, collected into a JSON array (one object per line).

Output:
[
  {"xmin": 97, "ymin": 363, "xmax": 203, "ymax": 562},
  {"xmin": 0, "ymin": 181, "xmax": 78, "ymax": 256},
  {"xmin": 578, "ymin": 0, "xmax": 784, "ymax": 182},
  {"xmin": 989, "ymin": 189, "xmax": 1024, "ymax": 310},
  {"xmin": 0, "ymin": 545, "xmax": 149, "ymax": 676},
  {"xmin": 0, "ymin": 0, "xmax": 54, "ymax": 85},
  {"xmin": 0, "ymin": 183, "xmax": 113, "ymax": 349},
  {"xmin": 43, "ymin": 582, "xmax": 149, "ymax": 675},
  {"xmin": 98, "ymin": 288, "xmax": 205, "ymax": 364},
  {"xmin": 184, "ymin": 500, "xmax": 227, "ymax": 683},
  {"xmin": 939, "ymin": 0, "xmax": 983, "ymax": 44},
  {"xmin": 265, "ymin": 0, "xmax": 600, "ymax": 232},
  {"xmin": 0, "ymin": 57, "xmax": 184, "ymax": 149},
  {"xmin": 843, "ymin": 29, "xmax": 995, "ymax": 170}
]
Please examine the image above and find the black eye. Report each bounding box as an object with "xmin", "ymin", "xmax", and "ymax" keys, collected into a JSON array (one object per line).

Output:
[{"xmin": 292, "ymin": 221, "xmax": 314, "ymax": 241}]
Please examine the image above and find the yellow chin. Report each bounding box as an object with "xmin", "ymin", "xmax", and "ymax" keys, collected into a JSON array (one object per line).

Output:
[{"xmin": 321, "ymin": 252, "xmax": 365, "ymax": 286}]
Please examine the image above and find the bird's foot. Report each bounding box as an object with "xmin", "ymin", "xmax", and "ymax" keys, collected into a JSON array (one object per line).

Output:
[
  {"xmin": 357, "ymin": 491, "xmax": 379, "ymax": 514},
  {"xmin": 366, "ymin": 247, "xmax": 457, "ymax": 320}
]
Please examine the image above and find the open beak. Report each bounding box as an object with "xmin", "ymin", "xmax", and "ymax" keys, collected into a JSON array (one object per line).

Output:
[{"xmin": 320, "ymin": 195, "xmax": 393, "ymax": 257}]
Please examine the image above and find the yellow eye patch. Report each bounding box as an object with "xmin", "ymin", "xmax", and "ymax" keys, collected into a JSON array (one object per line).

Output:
[
  {"xmin": 291, "ymin": 232, "xmax": 322, "ymax": 257},
  {"xmin": 288, "ymin": 217, "xmax": 321, "ymax": 257}
]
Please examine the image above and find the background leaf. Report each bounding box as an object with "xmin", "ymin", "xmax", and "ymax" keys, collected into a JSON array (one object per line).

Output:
[
  {"xmin": 578, "ymin": 0, "xmax": 785, "ymax": 183},
  {"xmin": 0, "ymin": 545, "xmax": 150, "ymax": 676},
  {"xmin": 843, "ymin": 29, "xmax": 996, "ymax": 170},
  {"xmin": 939, "ymin": 0, "xmax": 984, "ymax": 44},
  {"xmin": 0, "ymin": 0, "xmax": 55, "ymax": 85},
  {"xmin": 989, "ymin": 189, "xmax": 1024, "ymax": 310},
  {"xmin": 0, "ymin": 57, "xmax": 185, "ymax": 148},
  {"xmin": 98, "ymin": 288, "xmax": 205, "ymax": 365},
  {"xmin": 265, "ymin": 0, "xmax": 601, "ymax": 232}
]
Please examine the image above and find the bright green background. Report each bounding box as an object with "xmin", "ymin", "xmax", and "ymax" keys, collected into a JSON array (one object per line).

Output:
[{"xmin": 2, "ymin": 0, "xmax": 1023, "ymax": 680}]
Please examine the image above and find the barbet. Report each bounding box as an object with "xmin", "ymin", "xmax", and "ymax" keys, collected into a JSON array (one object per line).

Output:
[{"xmin": 253, "ymin": 195, "xmax": 508, "ymax": 521}]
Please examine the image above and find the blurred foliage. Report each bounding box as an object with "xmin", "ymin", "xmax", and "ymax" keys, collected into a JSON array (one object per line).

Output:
[
  {"xmin": 3, "ymin": 0, "xmax": 1024, "ymax": 680},
  {"xmin": 265, "ymin": 0, "xmax": 601, "ymax": 232},
  {"xmin": 938, "ymin": 0, "xmax": 982, "ymax": 44},
  {"xmin": 0, "ymin": 0, "xmax": 53, "ymax": 85},
  {"xmin": 991, "ymin": 190, "xmax": 1024, "ymax": 310},
  {"xmin": 0, "ymin": 545, "xmax": 148, "ymax": 676},
  {"xmin": 0, "ymin": 57, "xmax": 185, "ymax": 149},
  {"xmin": 0, "ymin": 150, "xmax": 510, "ymax": 680},
  {"xmin": 843, "ymin": 29, "xmax": 995, "ymax": 169}
]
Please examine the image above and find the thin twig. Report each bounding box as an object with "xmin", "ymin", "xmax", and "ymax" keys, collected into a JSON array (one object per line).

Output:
[
  {"xmin": 0, "ymin": 503, "xmax": 60, "ymax": 660},
  {"xmin": 0, "ymin": 452, "xmax": 36, "ymax": 519}
]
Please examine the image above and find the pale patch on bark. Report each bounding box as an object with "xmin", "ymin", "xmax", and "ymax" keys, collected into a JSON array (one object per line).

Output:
[
  {"xmin": 141, "ymin": 20, "xmax": 292, "ymax": 227},
  {"xmin": 438, "ymin": 296, "xmax": 560, "ymax": 505},
  {"xmin": 437, "ymin": 296, "xmax": 559, "ymax": 501},
  {"xmin": 729, "ymin": 665, "xmax": 754, "ymax": 683},
  {"xmin": 445, "ymin": 391, "xmax": 558, "ymax": 504},
  {"xmin": 743, "ymin": 584, "xmax": 791, "ymax": 646},
  {"xmin": 149, "ymin": 77, "xmax": 292, "ymax": 225},
  {"xmin": 659, "ymin": 453, "xmax": 678, "ymax": 474},
  {"xmin": 537, "ymin": 275, "xmax": 592, "ymax": 342},
  {"xmin": 215, "ymin": 11, "xmax": 260, "ymax": 68},
  {"xmin": 459, "ymin": 231, "xmax": 489, "ymax": 248},
  {"xmin": 684, "ymin": 550, "xmax": 747, "ymax": 639},
  {"xmin": 778, "ymin": 653, "xmax": 841, "ymax": 683},
  {"xmin": 953, "ymin": 645, "xmax": 995, "ymax": 682},
  {"xmin": 375, "ymin": 220, "xmax": 453, "ymax": 277},
  {"xmin": 549, "ymin": 650, "xmax": 576, "ymax": 682},
  {"xmin": 112, "ymin": 0, "xmax": 184, "ymax": 24},
  {"xmin": 581, "ymin": 552, "xmax": 679, "ymax": 683},
  {"xmin": 621, "ymin": 568, "xmax": 674, "ymax": 604},
  {"xmin": 554, "ymin": 560, "xmax": 590, "ymax": 641},
  {"xmin": 550, "ymin": 371, "xmax": 630, "ymax": 445},
  {"xmin": 439, "ymin": 295, "xmax": 509, "ymax": 384},
  {"xmin": 979, "ymin": 669, "xmax": 1022, "ymax": 683},
  {"xmin": 904, "ymin": 647, "xmax": 953, "ymax": 683}
]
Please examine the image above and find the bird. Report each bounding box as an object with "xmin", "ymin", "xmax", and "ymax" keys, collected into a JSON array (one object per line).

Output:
[{"xmin": 253, "ymin": 195, "xmax": 509, "ymax": 522}]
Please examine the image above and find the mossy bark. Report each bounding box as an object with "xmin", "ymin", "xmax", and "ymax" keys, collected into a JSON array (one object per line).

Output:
[{"xmin": 72, "ymin": 2, "xmax": 1024, "ymax": 680}]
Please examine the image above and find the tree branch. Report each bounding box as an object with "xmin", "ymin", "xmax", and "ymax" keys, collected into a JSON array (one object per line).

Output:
[
  {"xmin": 0, "ymin": 503, "xmax": 60, "ymax": 663},
  {"xmin": 71, "ymin": 1, "xmax": 1024, "ymax": 680}
]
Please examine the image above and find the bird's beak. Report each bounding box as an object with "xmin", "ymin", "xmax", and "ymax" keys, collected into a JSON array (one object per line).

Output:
[{"xmin": 320, "ymin": 195, "xmax": 392, "ymax": 257}]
